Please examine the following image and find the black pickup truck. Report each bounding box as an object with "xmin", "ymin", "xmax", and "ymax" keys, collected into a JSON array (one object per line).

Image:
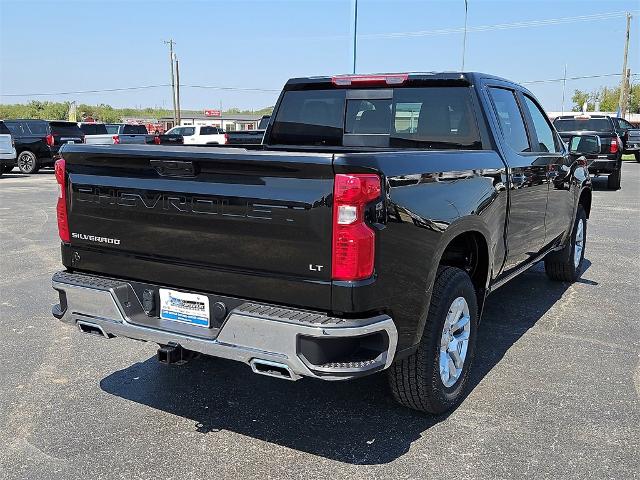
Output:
[
  {"xmin": 225, "ymin": 115, "xmax": 271, "ymax": 146},
  {"xmin": 51, "ymin": 72, "xmax": 593, "ymax": 413},
  {"xmin": 553, "ymin": 114, "xmax": 624, "ymax": 189}
]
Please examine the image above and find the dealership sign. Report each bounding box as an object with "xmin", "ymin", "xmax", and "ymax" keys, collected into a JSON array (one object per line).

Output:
[{"xmin": 204, "ymin": 109, "xmax": 221, "ymax": 117}]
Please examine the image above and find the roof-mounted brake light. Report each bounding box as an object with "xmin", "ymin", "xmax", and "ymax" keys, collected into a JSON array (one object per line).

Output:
[{"xmin": 331, "ymin": 74, "xmax": 409, "ymax": 86}]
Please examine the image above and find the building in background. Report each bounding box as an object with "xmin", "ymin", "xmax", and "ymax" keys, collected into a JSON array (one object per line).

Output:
[{"xmin": 159, "ymin": 112, "xmax": 263, "ymax": 132}]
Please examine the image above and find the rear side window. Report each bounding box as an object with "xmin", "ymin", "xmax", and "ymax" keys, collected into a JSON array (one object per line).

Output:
[
  {"xmin": 4, "ymin": 122, "xmax": 28, "ymax": 136},
  {"xmin": 182, "ymin": 127, "xmax": 195, "ymax": 136},
  {"xmin": 488, "ymin": 88, "xmax": 530, "ymax": 153},
  {"xmin": 522, "ymin": 95, "xmax": 560, "ymax": 153},
  {"xmin": 0, "ymin": 122, "xmax": 10, "ymax": 135},
  {"xmin": 122, "ymin": 124, "xmax": 148, "ymax": 134},
  {"xmin": 270, "ymin": 89, "xmax": 346, "ymax": 146},
  {"xmin": 27, "ymin": 122, "xmax": 48, "ymax": 135},
  {"xmin": 92, "ymin": 124, "xmax": 108, "ymax": 134},
  {"xmin": 200, "ymin": 126, "xmax": 220, "ymax": 135},
  {"xmin": 50, "ymin": 122, "xmax": 83, "ymax": 136}
]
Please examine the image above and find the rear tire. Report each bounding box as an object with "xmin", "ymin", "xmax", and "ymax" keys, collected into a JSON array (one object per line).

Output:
[
  {"xmin": 544, "ymin": 205, "xmax": 587, "ymax": 282},
  {"xmin": 607, "ymin": 167, "xmax": 621, "ymax": 190},
  {"xmin": 635, "ymin": 152, "xmax": 640, "ymax": 163},
  {"xmin": 17, "ymin": 151, "xmax": 39, "ymax": 174},
  {"xmin": 388, "ymin": 266, "xmax": 478, "ymax": 414}
]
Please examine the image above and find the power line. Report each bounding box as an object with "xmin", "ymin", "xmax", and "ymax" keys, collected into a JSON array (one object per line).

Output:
[
  {"xmin": 521, "ymin": 72, "xmax": 640, "ymax": 85},
  {"xmin": 0, "ymin": 84, "xmax": 170, "ymax": 97},
  {"xmin": 1, "ymin": 72, "xmax": 636, "ymax": 98},
  {"xmin": 361, "ymin": 11, "xmax": 636, "ymax": 39},
  {"xmin": 0, "ymin": 84, "xmax": 280, "ymax": 97}
]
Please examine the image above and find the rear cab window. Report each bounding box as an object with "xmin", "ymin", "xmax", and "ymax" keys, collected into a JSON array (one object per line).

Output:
[
  {"xmin": 553, "ymin": 117, "xmax": 614, "ymax": 133},
  {"xmin": 50, "ymin": 122, "xmax": 84, "ymax": 137},
  {"xmin": 80, "ymin": 124, "xmax": 108, "ymax": 135},
  {"xmin": 122, "ymin": 124, "xmax": 148, "ymax": 134},
  {"xmin": 269, "ymin": 86, "xmax": 482, "ymax": 149},
  {"xmin": 0, "ymin": 122, "xmax": 10, "ymax": 135}
]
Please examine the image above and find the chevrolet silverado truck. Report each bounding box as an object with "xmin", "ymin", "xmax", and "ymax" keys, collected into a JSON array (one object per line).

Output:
[
  {"xmin": 225, "ymin": 115, "xmax": 271, "ymax": 147},
  {"xmin": 553, "ymin": 114, "xmax": 623, "ymax": 189},
  {"xmin": 51, "ymin": 72, "xmax": 594, "ymax": 413}
]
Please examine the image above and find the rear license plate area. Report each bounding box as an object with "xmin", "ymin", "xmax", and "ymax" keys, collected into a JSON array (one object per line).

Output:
[{"xmin": 159, "ymin": 289, "xmax": 210, "ymax": 327}]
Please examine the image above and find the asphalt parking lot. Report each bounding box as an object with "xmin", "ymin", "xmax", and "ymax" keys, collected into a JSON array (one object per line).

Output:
[{"xmin": 0, "ymin": 163, "xmax": 638, "ymax": 480}]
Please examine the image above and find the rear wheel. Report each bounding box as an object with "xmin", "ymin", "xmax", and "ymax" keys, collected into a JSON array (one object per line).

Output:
[
  {"xmin": 607, "ymin": 166, "xmax": 621, "ymax": 190},
  {"xmin": 388, "ymin": 266, "xmax": 478, "ymax": 414},
  {"xmin": 635, "ymin": 152, "xmax": 640, "ymax": 163},
  {"xmin": 17, "ymin": 151, "xmax": 39, "ymax": 174},
  {"xmin": 544, "ymin": 205, "xmax": 587, "ymax": 282}
]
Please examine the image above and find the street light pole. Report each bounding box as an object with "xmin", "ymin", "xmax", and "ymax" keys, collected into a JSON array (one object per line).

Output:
[
  {"xmin": 461, "ymin": 0, "xmax": 468, "ymax": 70},
  {"xmin": 561, "ymin": 64, "xmax": 567, "ymax": 114}
]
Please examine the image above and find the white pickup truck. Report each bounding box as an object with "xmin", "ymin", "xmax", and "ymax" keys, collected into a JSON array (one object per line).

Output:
[
  {"xmin": 106, "ymin": 124, "xmax": 154, "ymax": 144},
  {"xmin": 165, "ymin": 125, "xmax": 227, "ymax": 145},
  {"xmin": 78, "ymin": 123, "xmax": 114, "ymax": 145},
  {"xmin": 0, "ymin": 120, "xmax": 17, "ymax": 175}
]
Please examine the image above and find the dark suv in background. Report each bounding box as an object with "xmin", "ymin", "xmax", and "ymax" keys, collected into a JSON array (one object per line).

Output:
[
  {"xmin": 553, "ymin": 115, "xmax": 623, "ymax": 190},
  {"xmin": 2, "ymin": 119, "xmax": 84, "ymax": 174}
]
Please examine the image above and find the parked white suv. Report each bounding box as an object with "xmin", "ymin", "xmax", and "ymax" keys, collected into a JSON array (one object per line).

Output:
[
  {"xmin": 0, "ymin": 120, "xmax": 17, "ymax": 175},
  {"xmin": 166, "ymin": 125, "xmax": 227, "ymax": 145}
]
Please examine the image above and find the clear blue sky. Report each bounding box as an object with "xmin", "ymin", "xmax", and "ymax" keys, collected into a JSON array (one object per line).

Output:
[{"xmin": 0, "ymin": 0, "xmax": 637, "ymax": 112}]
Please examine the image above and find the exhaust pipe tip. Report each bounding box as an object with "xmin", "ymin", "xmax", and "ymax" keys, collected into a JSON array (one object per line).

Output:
[
  {"xmin": 77, "ymin": 321, "xmax": 111, "ymax": 339},
  {"xmin": 250, "ymin": 358, "xmax": 299, "ymax": 381}
]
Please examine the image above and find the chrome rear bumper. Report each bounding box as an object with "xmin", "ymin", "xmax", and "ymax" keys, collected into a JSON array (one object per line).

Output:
[{"xmin": 52, "ymin": 271, "xmax": 397, "ymax": 381}]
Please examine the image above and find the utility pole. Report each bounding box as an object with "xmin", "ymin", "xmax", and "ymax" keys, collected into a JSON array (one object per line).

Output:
[
  {"xmin": 164, "ymin": 39, "xmax": 177, "ymax": 125},
  {"xmin": 461, "ymin": 0, "xmax": 468, "ymax": 70},
  {"xmin": 561, "ymin": 64, "xmax": 567, "ymax": 114},
  {"xmin": 175, "ymin": 54, "xmax": 181, "ymax": 125},
  {"xmin": 618, "ymin": 13, "xmax": 631, "ymax": 118},
  {"xmin": 351, "ymin": 0, "xmax": 358, "ymax": 74}
]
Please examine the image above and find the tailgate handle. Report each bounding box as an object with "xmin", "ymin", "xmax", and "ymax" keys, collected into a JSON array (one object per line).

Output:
[{"xmin": 150, "ymin": 160, "xmax": 195, "ymax": 177}]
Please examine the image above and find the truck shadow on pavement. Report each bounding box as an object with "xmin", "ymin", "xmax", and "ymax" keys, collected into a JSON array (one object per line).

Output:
[{"xmin": 100, "ymin": 261, "xmax": 593, "ymax": 465}]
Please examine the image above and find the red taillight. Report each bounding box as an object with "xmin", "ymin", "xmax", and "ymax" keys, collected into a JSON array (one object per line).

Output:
[
  {"xmin": 223, "ymin": 133, "xmax": 229, "ymax": 144},
  {"xmin": 331, "ymin": 74, "xmax": 408, "ymax": 86},
  {"xmin": 332, "ymin": 174, "xmax": 381, "ymax": 281},
  {"xmin": 45, "ymin": 134, "xmax": 54, "ymax": 147},
  {"xmin": 153, "ymin": 135, "xmax": 161, "ymax": 145},
  {"xmin": 55, "ymin": 158, "xmax": 70, "ymax": 243},
  {"xmin": 112, "ymin": 134, "xmax": 120, "ymax": 144},
  {"xmin": 610, "ymin": 138, "xmax": 619, "ymax": 154}
]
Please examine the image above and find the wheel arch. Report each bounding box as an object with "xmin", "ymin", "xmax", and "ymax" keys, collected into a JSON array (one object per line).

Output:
[{"xmin": 412, "ymin": 218, "xmax": 494, "ymax": 347}]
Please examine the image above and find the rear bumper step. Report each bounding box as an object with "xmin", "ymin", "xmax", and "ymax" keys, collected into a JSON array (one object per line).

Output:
[{"xmin": 51, "ymin": 271, "xmax": 397, "ymax": 381}]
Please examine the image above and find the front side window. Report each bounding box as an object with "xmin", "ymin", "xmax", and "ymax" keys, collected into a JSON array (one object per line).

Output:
[
  {"xmin": 523, "ymin": 95, "xmax": 560, "ymax": 153},
  {"xmin": 488, "ymin": 87, "xmax": 530, "ymax": 153}
]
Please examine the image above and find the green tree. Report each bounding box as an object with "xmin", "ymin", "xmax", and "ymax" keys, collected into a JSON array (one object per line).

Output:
[{"xmin": 572, "ymin": 83, "xmax": 640, "ymax": 113}]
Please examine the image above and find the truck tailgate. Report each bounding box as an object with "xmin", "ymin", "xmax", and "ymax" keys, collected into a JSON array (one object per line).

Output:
[{"xmin": 61, "ymin": 144, "xmax": 335, "ymax": 309}]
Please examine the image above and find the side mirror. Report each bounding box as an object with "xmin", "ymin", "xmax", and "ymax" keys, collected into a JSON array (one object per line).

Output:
[{"xmin": 568, "ymin": 134, "xmax": 600, "ymax": 156}]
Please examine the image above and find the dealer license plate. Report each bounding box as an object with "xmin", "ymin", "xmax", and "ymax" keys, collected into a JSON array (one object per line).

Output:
[{"xmin": 159, "ymin": 289, "xmax": 210, "ymax": 327}]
